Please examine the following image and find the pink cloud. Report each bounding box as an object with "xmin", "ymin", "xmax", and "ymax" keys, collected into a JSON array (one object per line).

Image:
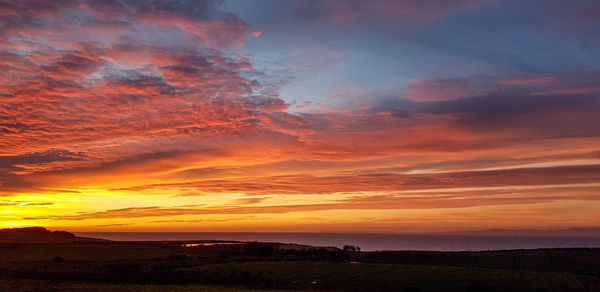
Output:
[
  {"xmin": 403, "ymin": 78, "xmax": 490, "ymax": 101},
  {"xmin": 499, "ymin": 73, "xmax": 559, "ymax": 86},
  {"xmin": 134, "ymin": 13, "xmax": 251, "ymax": 50}
]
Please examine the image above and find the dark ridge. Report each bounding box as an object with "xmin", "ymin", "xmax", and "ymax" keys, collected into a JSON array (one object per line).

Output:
[
  {"xmin": 1, "ymin": 227, "xmax": 73, "ymax": 236},
  {"xmin": 0, "ymin": 227, "xmax": 107, "ymax": 243}
]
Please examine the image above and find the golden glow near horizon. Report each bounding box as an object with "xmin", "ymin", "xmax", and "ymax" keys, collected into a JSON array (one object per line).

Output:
[{"xmin": 1, "ymin": 0, "xmax": 600, "ymax": 232}]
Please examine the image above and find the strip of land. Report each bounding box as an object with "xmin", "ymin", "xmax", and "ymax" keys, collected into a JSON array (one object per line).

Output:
[{"xmin": 1, "ymin": 227, "xmax": 599, "ymax": 291}]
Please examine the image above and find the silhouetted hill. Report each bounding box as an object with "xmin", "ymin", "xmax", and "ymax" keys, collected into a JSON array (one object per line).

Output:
[{"xmin": 0, "ymin": 227, "xmax": 108, "ymax": 243}]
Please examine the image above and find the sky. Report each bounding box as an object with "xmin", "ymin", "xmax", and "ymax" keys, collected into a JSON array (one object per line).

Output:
[{"xmin": 1, "ymin": 0, "xmax": 599, "ymax": 233}]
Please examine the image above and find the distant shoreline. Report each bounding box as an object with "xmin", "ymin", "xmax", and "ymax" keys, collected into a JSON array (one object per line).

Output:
[{"xmin": 76, "ymin": 231, "xmax": 600, "ymax": 252}]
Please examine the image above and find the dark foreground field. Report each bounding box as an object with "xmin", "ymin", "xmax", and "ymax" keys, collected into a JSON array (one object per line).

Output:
[{"xmin": 1, "ymin": 228, "xmax": 599, "ymax": 291}]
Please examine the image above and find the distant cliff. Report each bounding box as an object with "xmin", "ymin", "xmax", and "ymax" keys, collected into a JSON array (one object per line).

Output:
[{"xmin": 0, "ymin": 227, "xmax": 107, "ymax": 243}]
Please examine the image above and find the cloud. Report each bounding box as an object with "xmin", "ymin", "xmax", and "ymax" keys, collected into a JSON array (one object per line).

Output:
[
  {"xmin": 402, "ymin": 78, "xmax": 491, "ymax": 101},
  {"xmin": 232, "ymin": 197, "xmax": 270, "ymax": 205},
  {"xmin": 113, "ymin": 164, "xmax": 600, "ymax": 195},
  {"xmin": 23, "ymin": 183, "xmax": 600, "ymax": 221},
  {"xmin": 0, "ymin": 0, "xmax": 304, "ymax": 177},
  {"xmin": 0, "ymin": 201, "xmax": 53, "ymax": 206},
  {"xmin": 536, "ymin": 0, "xmax": 600, "ymax": 46},
  {"xmin": 372, "ymin": 72, "xmax": 600, "ymax": 139},
  {"xmin": 0, "ymin": 0, "xmax": 252, "ymax": 49},
  {"xmin": 498, "ymin": 73, "xmax": 559, "ymax": 86},
  {"xmin": 0, "ymin": 149, "xmax": 86, "ymax": 174},
  {"xmin": 2, "ymin": 0, "xmax": 600, "ymax": 231}
]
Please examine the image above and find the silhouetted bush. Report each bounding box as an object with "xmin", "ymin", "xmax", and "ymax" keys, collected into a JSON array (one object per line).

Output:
[
  {"xmin": 51, "ymin": 256, "xmax": 66, "ymax": 263},
  {"xmin": 343, "ymin": 245, "xmax": 361, "ymax": 252},
  {"xmin": 245, "ymin": 242, "xmax": 276, "ymax": 256}
]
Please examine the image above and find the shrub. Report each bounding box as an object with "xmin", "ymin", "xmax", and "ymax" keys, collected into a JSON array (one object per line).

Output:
[
  {"xmin": 51, "ymin": 256, "xmax": 66, "ymax": 263},
  {"xmin": 343, "ymin": 245, "xmax": 361, "ymax": 252}
]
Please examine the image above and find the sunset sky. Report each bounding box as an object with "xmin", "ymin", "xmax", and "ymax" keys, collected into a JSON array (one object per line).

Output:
[{"xmin": 1, "ymin": 0, "xmax": 599, "ymax": 233}]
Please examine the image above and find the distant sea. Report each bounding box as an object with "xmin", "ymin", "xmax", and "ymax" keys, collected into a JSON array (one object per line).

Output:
[{"xmin": 75, "ymin": 232, "xmax": 600, "ymax": 251}]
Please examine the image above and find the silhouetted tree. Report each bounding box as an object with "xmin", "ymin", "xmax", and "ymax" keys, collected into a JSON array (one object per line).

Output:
[
  {"xmin": 51, "ymin": 256, "xmax": 66, "ymax": 263},
  {"xmin": 343, "ymin": 245, "xmax": 361, "ymax": 252}
]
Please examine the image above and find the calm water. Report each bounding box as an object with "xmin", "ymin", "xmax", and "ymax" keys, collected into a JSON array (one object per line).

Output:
[{"xmin": 76, "ymin": 232, "xmax": 600, "ymax": 251}]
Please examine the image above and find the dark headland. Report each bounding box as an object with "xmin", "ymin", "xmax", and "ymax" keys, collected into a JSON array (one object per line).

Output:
[{"xmin": 1, "ymin": 227, "xmax": 599, "ymax": 291}]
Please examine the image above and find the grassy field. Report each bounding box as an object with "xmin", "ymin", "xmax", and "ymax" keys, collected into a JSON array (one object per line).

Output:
[
  {"xmin": 0, "ymin": 279, "xmax": 286, "ymax": 292},
  {"xmin": 0, "ymin": 228, "xmax": 599, "ymax": 291}
]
